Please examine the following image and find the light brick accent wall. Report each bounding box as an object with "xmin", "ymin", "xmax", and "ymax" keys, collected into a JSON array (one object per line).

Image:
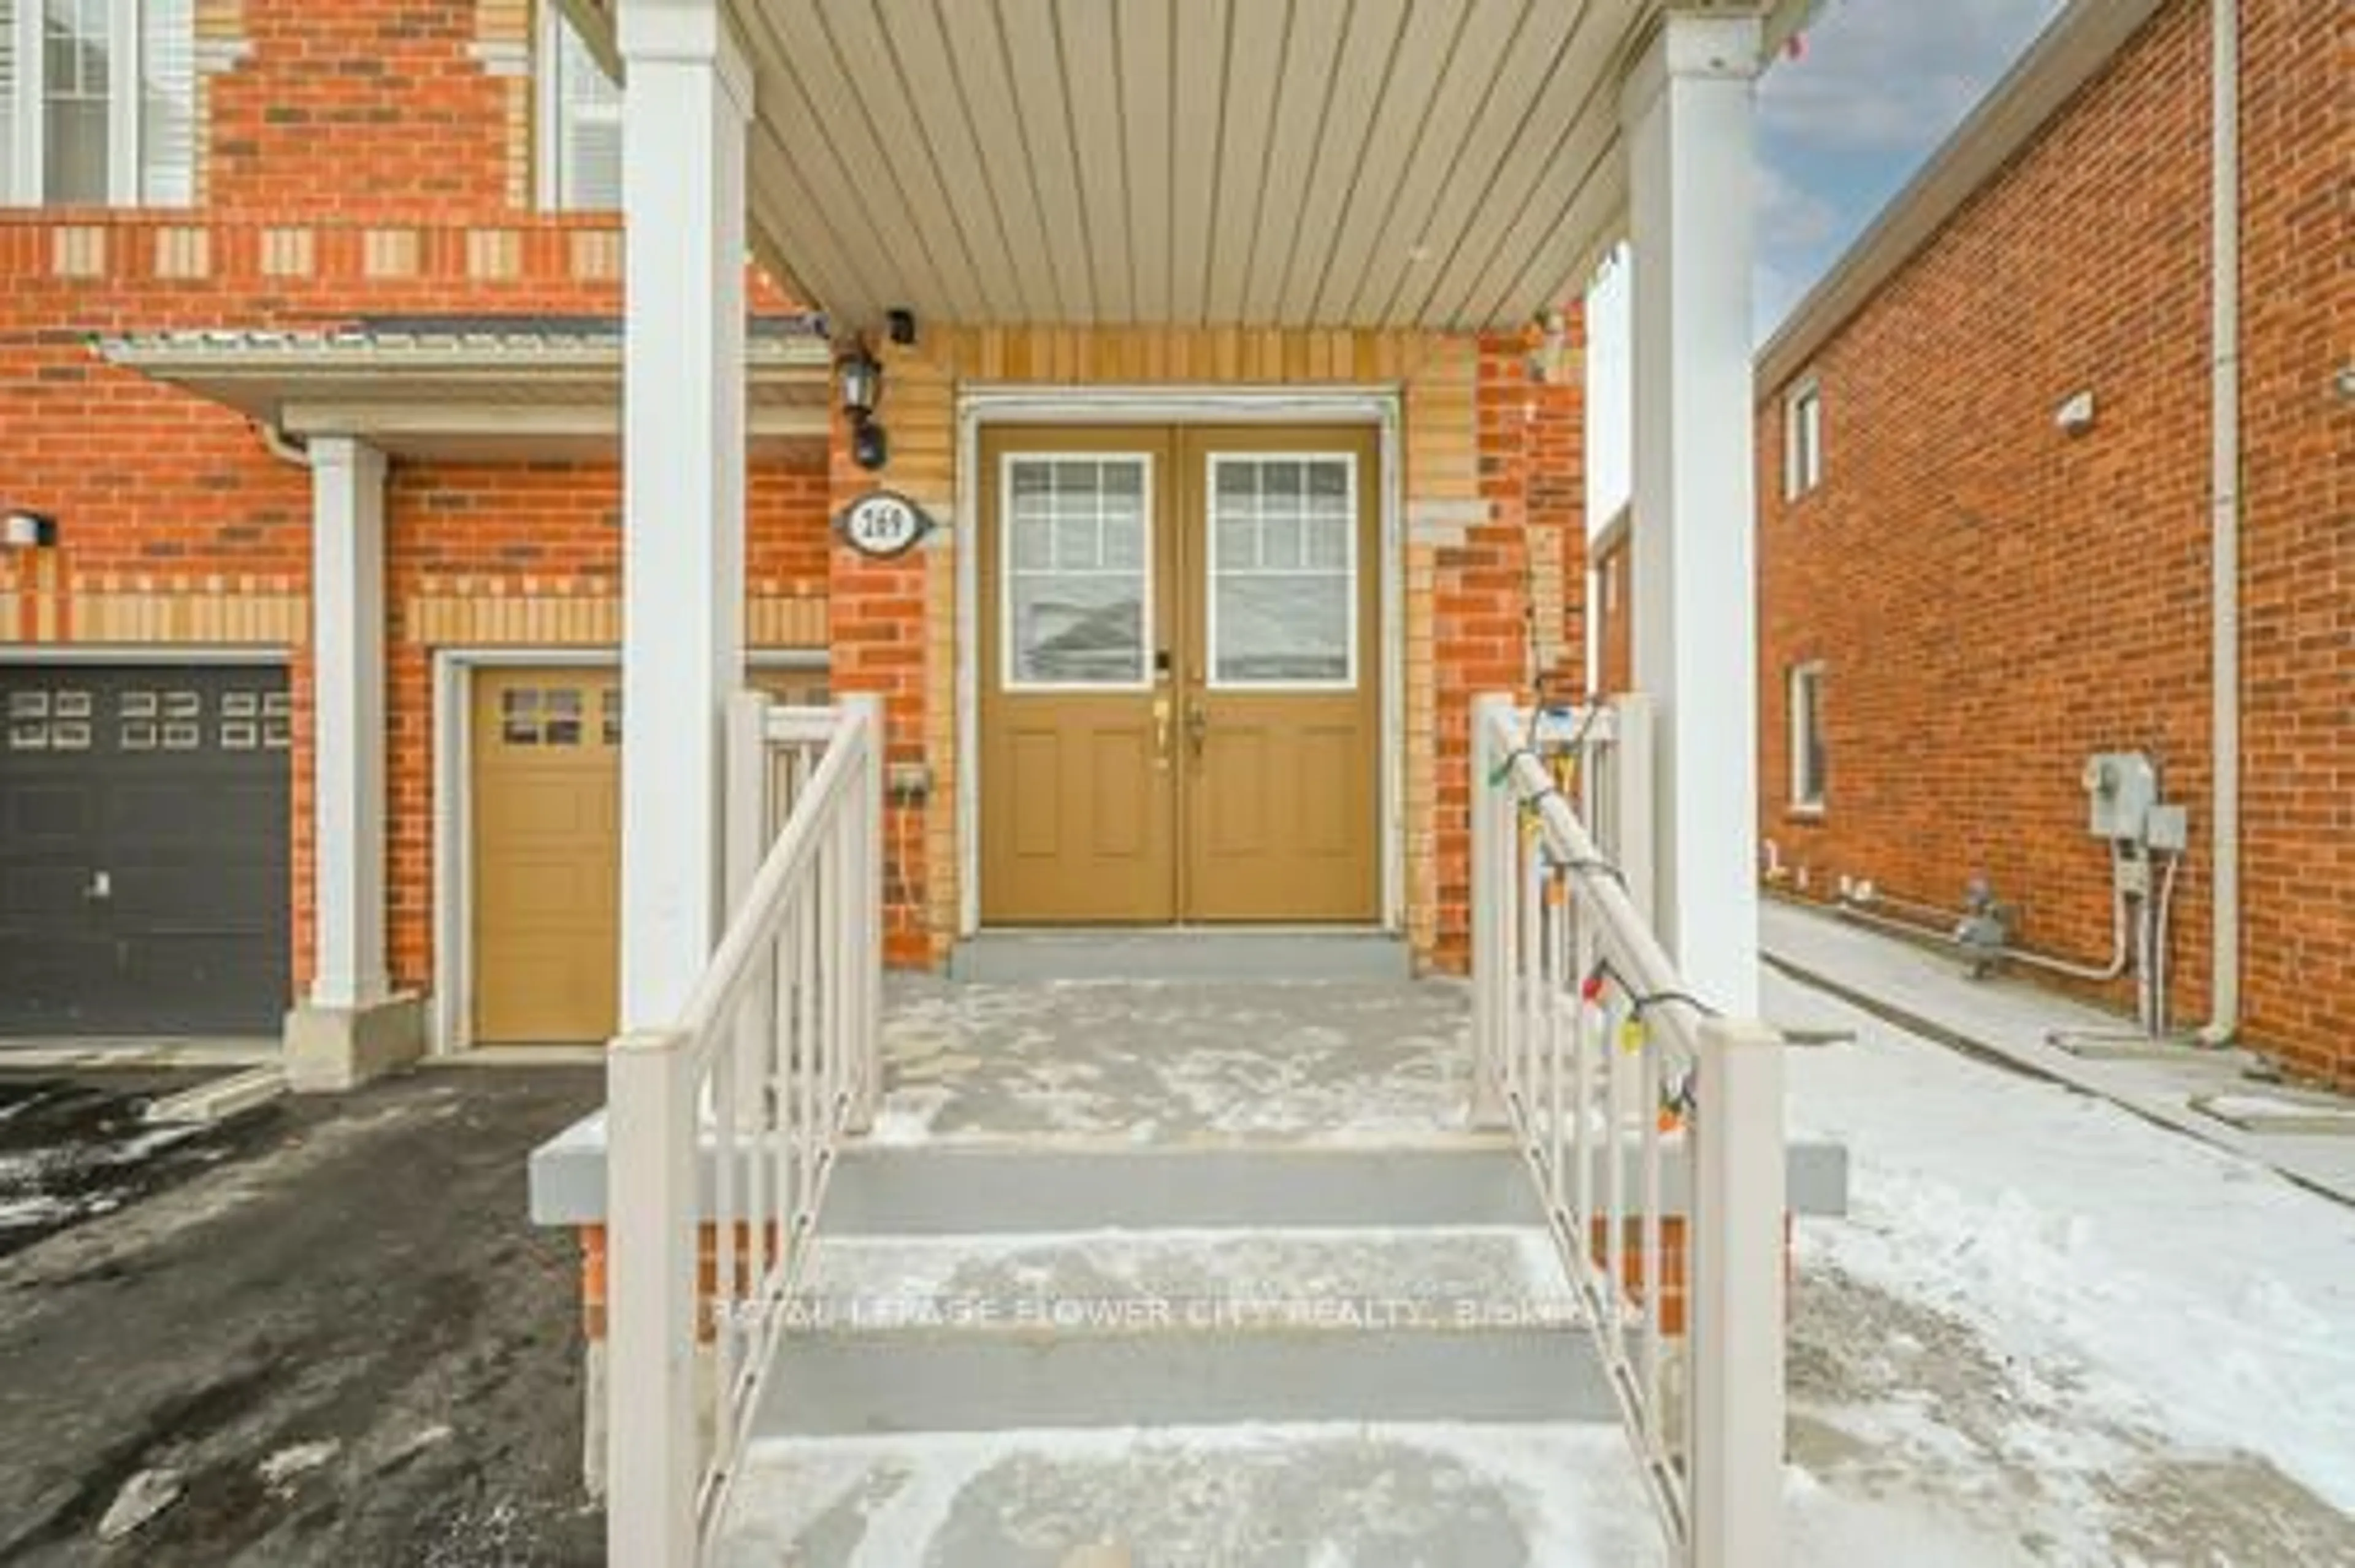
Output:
[
  {"xmin": 1755, "ymin": 0, "xmax": 2349, "ymax": 1088},
  {"xmin": 829, "ymin": 324, "xmax": 1585, "ymax": 972}
]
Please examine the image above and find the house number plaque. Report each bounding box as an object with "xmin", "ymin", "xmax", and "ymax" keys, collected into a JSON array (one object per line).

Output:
[{"xmin": 836, "ymin": 489, "xmax": 933, "ymax": 559}]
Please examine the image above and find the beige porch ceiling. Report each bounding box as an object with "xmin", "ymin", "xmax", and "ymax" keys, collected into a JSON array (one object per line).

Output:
[{"xmin": 564, "ymin": 0, "xmax": 1804, "ymax": 332}]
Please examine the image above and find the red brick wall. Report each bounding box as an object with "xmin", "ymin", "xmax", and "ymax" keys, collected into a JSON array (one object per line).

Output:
[
  {"xmin": 1755, "ymin": 0, "xmax": 2350, "ymax": 1087},
  {"xmin": 1425, "ymin": 334, "xmax": 1588, "ymax": 968},
  {"xmin": 207, "ymin": 1, "xmax": 515, "ymax": 215},
  {"xmin": 822, "ymin": 403, "xmax": 937, "ymax": 969},
  {"xmin": 2234, "ymin": 0, "xmax": 2354, "ymax": 1085}
]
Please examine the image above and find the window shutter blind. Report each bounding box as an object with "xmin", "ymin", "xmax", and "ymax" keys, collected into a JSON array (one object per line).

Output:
[
  {"xmin": 0, "ymin": 1, "xmax": 15, "ymax": 204},
  {"xmin": 565, "ymin": 105, "xmax": 620, "ymax": 210},
  {"xmin": 139, "ymin": 0, "xmax": 194, "ymax": 205},
  {"xmin": 557, "ymin": 16, "xmax": 621, "ymax": 210}
]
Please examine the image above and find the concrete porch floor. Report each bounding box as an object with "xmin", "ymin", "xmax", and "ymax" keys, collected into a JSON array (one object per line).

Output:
[{"xmin": 871, "ymin": 977, "xmax": 1475, "ymax": 1146}]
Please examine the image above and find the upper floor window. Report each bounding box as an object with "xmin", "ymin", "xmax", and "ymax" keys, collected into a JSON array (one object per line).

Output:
[
  {"xmin": 538, "ymin": 4, "xmax": 619, "ymax": 211},
  {"xmin": 1783, "ymin": 378, "xmax": 1823, "ymax": 500},
  {"xmin": 1788, "ymin": 662, "xmax": 1827, "ymax": 812},
  {"xmin": 1, "ymin": 0, "xmax": 196, "ymax": 207}
]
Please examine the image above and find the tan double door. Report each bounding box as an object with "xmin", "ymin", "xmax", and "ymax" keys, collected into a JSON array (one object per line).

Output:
[{"xmin": 980, "ymin": 425, "xmax": 1381, "ymax": 926}]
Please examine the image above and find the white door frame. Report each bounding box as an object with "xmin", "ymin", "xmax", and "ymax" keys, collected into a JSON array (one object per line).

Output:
[
  {"xmin": 953, "ymin": 386, "xmax": 1407, "ymax": 938},
  {"xmin": 429, "ymin": 645, "xmax": 828, "ymax": 1055}
]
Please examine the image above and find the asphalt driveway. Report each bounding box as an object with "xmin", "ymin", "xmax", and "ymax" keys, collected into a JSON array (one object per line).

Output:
[{"xmin": 0, "ymin": 1066, "xmax": 605, "ymax": 1566}]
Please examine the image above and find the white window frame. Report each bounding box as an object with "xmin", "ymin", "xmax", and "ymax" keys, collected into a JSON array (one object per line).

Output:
[
  {"xmin": 1204, "ymin": 451, "xmax": 1361, "ymax": 693},
  {"xmin": 535, "ymin": 1, "xmax": 620, "ymax": 213},
  {"xmin": 4, "ymin": 0, "xmax": 188, "ymax": 207},
  {"xmin": 1783, "ymin": 378, "xmax": 1823, "ymax": 500},
  {"xmin": 997, "ymin": 451, "xmax": 1158, "ymax": 695},
  {"xmin": 1788, "ymin": 660, "xmax": 1826, "ymax": 813}
]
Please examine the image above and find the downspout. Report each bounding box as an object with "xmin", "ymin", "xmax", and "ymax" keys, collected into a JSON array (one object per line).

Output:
[
  {"xmin": 256, "ymin": 421, "xmax": 310, "ymax": 468},
  {"xmin": 2202, "ymin": 0, "xmax": 2242, "ymax": 1046}
]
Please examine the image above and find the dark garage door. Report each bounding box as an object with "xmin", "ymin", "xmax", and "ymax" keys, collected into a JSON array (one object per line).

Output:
[{"xmin": 0, "ymin": 664, "xmax": 293, "ymax": 1036}]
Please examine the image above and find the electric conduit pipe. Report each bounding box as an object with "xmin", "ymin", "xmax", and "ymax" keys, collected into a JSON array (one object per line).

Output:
[{"xmin": 1834, "ymin": 859, "xmax": 2134, "ymax": 985}]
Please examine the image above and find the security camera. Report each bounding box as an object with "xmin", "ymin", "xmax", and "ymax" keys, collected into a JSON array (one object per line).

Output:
[{"xmin": 2054, "ymin": 389, "xmax": 2097, "ymax": 436}]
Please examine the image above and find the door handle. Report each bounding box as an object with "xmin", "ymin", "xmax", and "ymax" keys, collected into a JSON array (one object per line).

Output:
[
  {"xmin": 1152, "ymin": 697, "xmax": 1172, "ymax": 770},
  {"xmin": 1185, "ymin": 698, "xmax": 1208, "ymax": 760}
]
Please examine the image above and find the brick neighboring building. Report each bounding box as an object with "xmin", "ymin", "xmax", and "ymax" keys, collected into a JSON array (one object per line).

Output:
[
  {"xmin": 0, "ymin": 2, "xmax": 1588, "ymax": 1065},
  {"xmin": 1748, "ymin": 0, "xmax": 2351, "ymax": 1087}
]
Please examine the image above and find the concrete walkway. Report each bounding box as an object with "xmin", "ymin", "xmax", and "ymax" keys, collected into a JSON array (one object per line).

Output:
[{"xmin": 1763, "ymin": 898, "xmax": 2355, "ymax": 1206}]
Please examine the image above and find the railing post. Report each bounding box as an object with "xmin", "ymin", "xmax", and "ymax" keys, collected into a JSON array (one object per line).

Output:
[
  {"xmin": 841, "ymin": 694, "xmax": 886, "ymax": 1132},
  {"xmin": 608, "ymin": 1031, "xmax": 700, "ymax": 1568},
  {"xmin": 1610, "ymin": 694, "xmax": 1656, "ymax": 925},
  {"xmin": 724, "ymin": 690, "xmax": 771, "ymax": 912},
  {"xmin": 1690, "ymin": 1017, "xmax": 1786, "ymax": 1568},
  {"xmin": 1469, "ymin": 694, "xmax": 1514, "ymax": 1128},
  {"xmin": 726, "ymin": 690, "xmax": 772, "ymax": 1130}
]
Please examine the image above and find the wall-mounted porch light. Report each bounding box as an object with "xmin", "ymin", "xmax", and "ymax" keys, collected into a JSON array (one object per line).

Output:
[
  {"xmin": 837, "ymin": 345, "xmax": 882, "ymax": 421},
  {"xmin": 837, "ymin": 342, "xmax": 889, "ymax": 472},
  {"xmin": 1, "ymin": 509, "xmax": 58, "ymax": 549}
]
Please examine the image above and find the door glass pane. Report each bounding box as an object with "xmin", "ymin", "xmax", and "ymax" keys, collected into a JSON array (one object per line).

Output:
[
  {"xmin": 1004, "ymin": 456, "xmax": 1150, "ymax": 687},
  {"xmin": 42, "ymin": 0, "xmax": 109, "ymax": 205},
  {"xmin": 1208, "ymin": 455, "xmax": 1355, "ymax": 687}
]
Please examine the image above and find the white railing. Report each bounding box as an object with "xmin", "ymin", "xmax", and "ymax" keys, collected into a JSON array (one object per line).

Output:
[
  {"xmin": 607, "ymin": 693, "xmax": 884, "ymax": 1567},
  {"xmin": 1470, "ymin": 692, "xmax": 1786, "ymax": 1568}
]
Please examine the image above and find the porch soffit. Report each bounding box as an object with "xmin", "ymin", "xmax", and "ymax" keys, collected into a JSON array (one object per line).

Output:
[
  {"xmin": 98, "ymin": 328, "xmax": 832, "ymax": 461},
  {"xmin": 564, "ymin": 1, "xmax": 1805, "ymax": 334}
]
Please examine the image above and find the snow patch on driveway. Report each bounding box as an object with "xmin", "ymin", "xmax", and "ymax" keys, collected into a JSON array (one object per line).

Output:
[{"xmin": 1774, "ymin": 969, "xmax": 2355, "ymax": 1559}]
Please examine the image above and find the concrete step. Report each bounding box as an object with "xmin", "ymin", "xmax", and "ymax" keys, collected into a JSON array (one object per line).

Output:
[
  {"xmin": 759, "ymin": 1316, "xmax": 1612, "ymax": 1435},
  {"xmin": 824, "ymin": 1138, "xmax": 1850, "ymax": 1234},
  {"xmin": 754, "ymin": 1226, "xmax": 1618, "ymax": 1437},
  {"xmin": 716, "ymin": 1422, "xmax": 1671, "ymax": 1567},
  {"xmin": 948, "ymin": 930, "xmax": 1414, "ymax": 983},
  {"xmin": 825, "ymin": 1142, "xmax": 1544, "ymax": 1233}
]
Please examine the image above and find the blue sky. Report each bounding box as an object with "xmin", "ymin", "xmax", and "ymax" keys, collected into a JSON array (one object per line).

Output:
[
  {"xmin": 1587, "ymin": 0, "xmax": 2066, "ymax": 524},
  {"xmin": 1755, "ymin": 0, "xmax": 2069, "ymax": 334}
]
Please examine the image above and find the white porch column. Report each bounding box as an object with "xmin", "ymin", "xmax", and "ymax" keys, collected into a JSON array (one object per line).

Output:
[
  {"xmin": 618, "ymin": 0, "xmax": 751, "ymax": 1028},
  {"xmin": 308, "ymin": 435, "xmax": 391, "ymax": 1011},
  {"xmin": 1621, "ymin": 12, "xmax": 1763, "ymax": 1015},
  {"xmin": 286, "ymin": 434, "xmax": 424, "ymax": 1093}
]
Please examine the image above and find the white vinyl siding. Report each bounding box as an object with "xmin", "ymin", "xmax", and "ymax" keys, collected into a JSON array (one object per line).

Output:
[
  {"xmin": 1, "ymin": 0, "xmax": 193, "ymax": 206},
  {"xmin": 538, "ymin": 4, "xmax": 619, "ymax": 212}
]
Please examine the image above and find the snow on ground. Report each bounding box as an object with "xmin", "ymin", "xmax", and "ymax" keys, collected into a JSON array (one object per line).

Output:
[{"xmin": 1774, "ymin": 969, "xmax": 2355, "ymax": 1564}]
